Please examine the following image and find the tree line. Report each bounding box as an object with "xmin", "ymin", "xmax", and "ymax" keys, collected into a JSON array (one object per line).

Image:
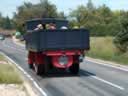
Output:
[
  {"xmin": 0, "ymin": 14, "xmax": 13, "ymax": 29},
  {"xmin": 70, "ymin": 0, "xmax": 125, "ymax": 36},
  {"xmin": 0, "ymin": 0, "xmax": 127, "ymax": 36},
  {"xmin": 0, "ymin": 0, "xmax": 127, "ymax": 52}
]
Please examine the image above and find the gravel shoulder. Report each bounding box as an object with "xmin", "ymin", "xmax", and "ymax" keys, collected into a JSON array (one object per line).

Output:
[{"xmin": 0, "ymin": 84, "xmax": 27, "ymax": 96}]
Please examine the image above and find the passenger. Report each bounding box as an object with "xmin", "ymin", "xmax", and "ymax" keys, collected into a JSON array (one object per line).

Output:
[
  {"xmin": 46, "ymin": 24, "xmax": 50, "ymax": 29},
  {"xmin": 61, "ymin": 26, "xmax": 68, "ymax": 29},
  {"xmin": 73, "ymin": 26, "xmax": 79, "ymax": 29},
  {"xmin": 49, "ymin": 23, "xmax": 56, "ymax": 30},
  {"xmin": 34, "ymin": 24, "xmax": 43, "ymax": 31}
]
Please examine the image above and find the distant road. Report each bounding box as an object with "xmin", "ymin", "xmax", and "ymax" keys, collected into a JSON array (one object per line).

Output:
[{"xmin": 0, "ymin": 38, "xmax": 128, "ymax": 96}]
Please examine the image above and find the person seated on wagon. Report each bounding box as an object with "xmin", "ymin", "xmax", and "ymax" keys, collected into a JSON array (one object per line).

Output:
[
  {"xmin": 61, "ymin": 26, "xmax": 68, "ymax": 29},
  {"xmin": 34, "ymin": 24, "xmax": 43, "ymax": 31},
  {"xmin": 49, "ymin": 23, "xmax": 56, "ymax": 30}
]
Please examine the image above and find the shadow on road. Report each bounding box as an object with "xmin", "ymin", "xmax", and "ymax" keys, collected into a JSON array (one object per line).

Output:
[
  {"xmin": 41, "ymin": 69, "xmax": 76, "ymax": 78},
  {"xmin": 79, "ymin": 69, "xmax": 96, "ymax": 77},
  {"xmin": 40, "ymin": 69, "xmax": 96, "ymax": 78}
]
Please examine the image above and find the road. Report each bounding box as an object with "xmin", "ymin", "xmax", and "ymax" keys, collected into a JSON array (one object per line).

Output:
[{"xmin": 0, "ymin": 38, "xmax": 128, "ymax": 96}]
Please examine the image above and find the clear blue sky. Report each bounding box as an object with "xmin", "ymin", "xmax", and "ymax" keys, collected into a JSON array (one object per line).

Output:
[{"xmin": 0, "ymin": 0, "xmax": 128, "ymax": 18}]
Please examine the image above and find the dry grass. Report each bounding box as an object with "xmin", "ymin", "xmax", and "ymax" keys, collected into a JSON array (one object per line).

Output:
[
  {"xmin": 87, "ymin": 37, "xmax": 128, "ymax": 65},
  {"xmin": 0, "ymin": 55, "xmax": 6, "ymax": 61},
  {"xmin": 0, "ymin": 54, "xmax": 22, "ymax": 84}
]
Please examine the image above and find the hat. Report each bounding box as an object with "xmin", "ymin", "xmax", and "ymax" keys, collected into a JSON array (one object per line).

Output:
[
  {"xmin": 73, "ymin": 26, "xmax": 79, "ymax": 29},
  {"xmin": 61, "ymin": 26, "xmax": 68, "ymax": 29},
  {"xmin": 37, "ymin": 24, "xmax": 43, "ymax": 29}
]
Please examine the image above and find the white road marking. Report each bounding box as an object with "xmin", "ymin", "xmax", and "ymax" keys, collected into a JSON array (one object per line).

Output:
[
  {"xmin": 0, "ymin": 52, "xmax": 47, "ymax": 96},
  {"xmin": 85, "ymin": 72, "xmax": 125, "ymax": 90},
  {"xmin": 86, "ymin": 59, "xmax": 128, "ymax": 72}
]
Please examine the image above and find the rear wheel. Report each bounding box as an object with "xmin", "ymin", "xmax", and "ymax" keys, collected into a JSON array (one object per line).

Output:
[
  {"xmin": 69, "ymin": 63, "xmax": 79, "ymax": 74},
  {"xmin": 47, "ymin": 56, "xmax": 53, "ymax": 70},
  {"xmin": 28, "ymin": 64, "xmax": 34, "ymax": 69},
  {"xmin": 34, "ymin": 64, "xmax": 45, "ymax": 75}
]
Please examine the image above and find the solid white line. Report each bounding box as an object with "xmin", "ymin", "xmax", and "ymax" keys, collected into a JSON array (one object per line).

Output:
[
  {"xmin": 0, "ymin": 52, "xmax": 47, "ymax": 96},
  {"xmin": 85, "ymin": 72, "xmax": 125, "ymax": 90},
  {"xmin": 93, "ymin": 76, "xmax": 124, "ymax": 90},
  {"xmin": 86, "ymin": 59, "xmax": 128, "ymax": 72}
]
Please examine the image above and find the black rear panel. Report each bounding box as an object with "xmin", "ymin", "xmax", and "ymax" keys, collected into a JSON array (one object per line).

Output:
[{"xmin": 24, "ymin": 29, "xmax": 90, "ymax": 52}]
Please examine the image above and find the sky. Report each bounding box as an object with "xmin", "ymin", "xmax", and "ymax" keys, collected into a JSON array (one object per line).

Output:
[{"xmin": 0, "ymin": 0, "xmax": 128, "ymax": 18}]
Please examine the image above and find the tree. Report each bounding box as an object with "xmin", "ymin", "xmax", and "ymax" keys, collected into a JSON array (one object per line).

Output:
[
  {"xmin": 69, "ymin": 0, "xmax": 122, "ymax": 36},
  {"xmin": 87, "ymin": 0, "xmax": 95, "ymax": 12},
  {"xmin": 114, "ymin": 12, "xmax": 128, "ymax": 52},
  {"xmin": 58, "ymin": 12, "xmax": 66, "ymax": 19},
  {"xmin": 2, "ymin": 16, "xmax": 12, "ymax": 29},
  {"xmin": 97, "ymin": 4, "xmax": 113, "ymax": 24},
  {"xmin": 39, "ymin": 0, "xmax": 58, "ymax": 18},
  {"xmin": 13, "ymin": 0, "xmax": 65, "ymax": 32},
  {"xmin": 0, "ymin": 13, "xmax": 3, "ymax": 28},
  {"xmin": 69, "ymin": 5, "xmax": 88, "ymax": 26}
]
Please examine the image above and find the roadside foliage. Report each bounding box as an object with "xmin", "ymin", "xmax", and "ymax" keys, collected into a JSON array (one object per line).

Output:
[
  {"xmin": 114, "ymin": 13, "xmax": 128, "ymax": 52},
  {"xmin": 69, "ymin": 1, "xmax": 121, "ymax": 36},
  {"xmin": 0, "ymin": 0, "xmax": 127, "ymax": 37},
  {"xmin": 13, "ymin": 0, "xmax": 65, "ymax": 33}
]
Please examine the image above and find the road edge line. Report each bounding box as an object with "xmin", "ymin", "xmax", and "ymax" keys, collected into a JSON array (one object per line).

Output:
[
  {"xmin": 85, "ymin": 72, "xmax": 125, "ymax": 90},
  {"xmin": 92, "ymin": 76, "xmax": 125, "ymax": 90},
  {"xmin": 86, "ymin": 57, "xmax": 128, "ymax": 72}
]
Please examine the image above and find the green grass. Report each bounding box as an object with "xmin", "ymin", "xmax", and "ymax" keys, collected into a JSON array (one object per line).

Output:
[
  {"xmin": 0, "ymin": 54, "xmax": 6, "ymax": 61},
  {"xmin": 87, "ymin": 37, "xmax": 128, "ymax": 65},
  {"xmin": 0, "ymin": 54, "xmax": 22, "ymax": 84}
]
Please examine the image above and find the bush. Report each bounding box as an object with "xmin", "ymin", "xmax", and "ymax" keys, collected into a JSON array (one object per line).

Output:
[
  {"xmin": 0, "ymin": 54, "xmax": 22, "ymax": 84},
  {"xmin": 87, "ymin": 37, "xmax": 128, "ymax": 65},
  {"xmin": 114, "ymin": 19, "xmax": 128, "ymax": 52}
]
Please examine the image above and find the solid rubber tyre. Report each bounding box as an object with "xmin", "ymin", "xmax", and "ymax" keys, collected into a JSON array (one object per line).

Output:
[
  {"xmin": 69, "ymin": 63, "xmax": 79, "ymax": 74},
  {"xmin": 34, "ymin": 64, "xmax": 45, "ymax": 75},
  {"xmin": 28, "ymin": 64, "xmax": 34, "ymax": 69}
]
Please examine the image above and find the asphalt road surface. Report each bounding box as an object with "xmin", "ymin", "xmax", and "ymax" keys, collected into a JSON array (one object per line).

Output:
[{"xmin": 0, "ymin": 38, "xmax": 128, "ymax": 96}]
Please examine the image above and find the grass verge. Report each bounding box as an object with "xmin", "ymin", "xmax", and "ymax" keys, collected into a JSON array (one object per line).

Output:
[
  {"xmin": 87, "ymin": 37, "xmax": 128, "ymax": 65},
  {"xmin": 0, "ymin": 54, "xmax": 6, "ymax": 61},
  {"xmin": 0, "ymin": 54, "xmax": 22, "ymax": 84}
]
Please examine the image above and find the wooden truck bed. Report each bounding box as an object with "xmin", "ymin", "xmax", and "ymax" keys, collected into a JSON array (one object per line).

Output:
[{"xmin": 24, "ymin": 29, "xmax": 90, "ymax": 52}]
